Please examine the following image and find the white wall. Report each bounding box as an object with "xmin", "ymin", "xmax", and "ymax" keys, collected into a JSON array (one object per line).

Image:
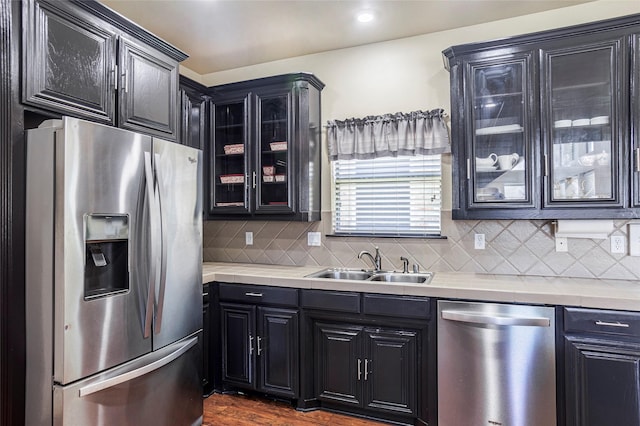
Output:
[{"xmin": 187, "ymin": 0, "xmax": 640, "ymax": 212}]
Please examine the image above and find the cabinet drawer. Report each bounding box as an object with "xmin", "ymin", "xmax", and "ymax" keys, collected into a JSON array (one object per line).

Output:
[
  {"xmin": 564, "ymin": 307, "xmax": 640, "ymax": 339},
  {"xmin": 301, "ymin": 289, "xmax": 361, "ymax": 313},
  {"xmin": 218, "ymin": 283, "xmax": 298, "ymax": 307},
  {"xmin": 363, "ymin": 294, "xmax": 430, "ymax": 319}
]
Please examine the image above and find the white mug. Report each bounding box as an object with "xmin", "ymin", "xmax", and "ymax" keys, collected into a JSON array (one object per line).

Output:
[
  {"xmin": 497, "ymin": 153, "xmax": 519, "ymax": 170},
  {"xmin": 475, "ymin": 153, "xmax": 498, "ymax": 168}
]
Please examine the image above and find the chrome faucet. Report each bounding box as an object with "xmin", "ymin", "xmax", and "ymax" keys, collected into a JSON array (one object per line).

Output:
[{"xmin": 358, "ymin": 246, "xmax": 382, "ymax": 271}]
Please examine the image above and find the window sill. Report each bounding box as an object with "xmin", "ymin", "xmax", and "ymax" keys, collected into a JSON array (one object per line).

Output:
[{"xmin": 326, "ymin": 233, "xmax": 447, "ymax": 240}]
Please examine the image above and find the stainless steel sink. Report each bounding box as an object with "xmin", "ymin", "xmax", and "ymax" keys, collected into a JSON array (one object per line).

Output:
[
  {"xmin": 306, "ymin": 268, "xmax": 434, "ymax": 284},
  {"xmin": 369, "ymin": 272, "xmax": 434, "ymax": 284},
  {"xmin": 305, "ymin": 268, "xmax": 373, "ymax": 280}
]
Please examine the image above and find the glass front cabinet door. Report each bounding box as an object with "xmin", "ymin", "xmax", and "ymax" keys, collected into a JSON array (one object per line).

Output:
[
  {"xmin": 211, "ymin": 96, "xmax": 250, "ymax": 213},
  {"xmin": 542, "ymin": 36, "xmax": 624, "ymax": 208},
  {"xmin": 208, "ymin": 73, "xmax": 324, "ymax": 221},
  {"xmin": 467, "ymin": 55, "xmax": 535, "ymax": 209},
  {"xmin": 255, "ymin": 90, "xmax": 294, "ymax": 214}
]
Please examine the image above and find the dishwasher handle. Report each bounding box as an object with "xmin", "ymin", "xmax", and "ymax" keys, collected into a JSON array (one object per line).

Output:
[{"xmin": 441, "ymin": 309, "xmax": 551, "ymax": 327}]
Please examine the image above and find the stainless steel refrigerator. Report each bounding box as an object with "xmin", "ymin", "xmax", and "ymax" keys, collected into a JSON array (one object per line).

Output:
[{"xmin": 25, "ymin": 117, "xmax": 203, "ymax": 425}]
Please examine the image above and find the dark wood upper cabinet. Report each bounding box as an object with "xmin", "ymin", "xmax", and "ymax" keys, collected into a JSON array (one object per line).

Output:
[
  {"xmin": 118, "ymin": 35, "xmax": 179, "ymax": 139},
  {"xmin": 444, "ymin": 14, "xmax": 640, "ymax": 219},
  {"xmin": 208, "ymin": 73, "xmax": 324, "ymax": 221},
  {"xmin": 179, "ymin": 76, "xmax": 209, "ymax": 150},
  {"xmin": 22, "ymin": 0, "xmax": 186, "ymax": 140},
  {"xmin": 22, "ymin": 0, "xmax": 117, "ymax": 123}
]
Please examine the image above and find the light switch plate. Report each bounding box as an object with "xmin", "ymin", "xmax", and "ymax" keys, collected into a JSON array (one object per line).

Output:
[
  {"xmin": 307, "ymin": 232, "xmax": 321, "ymax": 247},
  {"xmin": 474, "ymin": 233, "xmax": 485, "ymax": 250},
  {"xmin": 245, "ymin": 231, "xmax": 253, "ymax": 245},
  {"xmin": 555, "ymin": 237, "xmax": 568, "ymax": 252}
]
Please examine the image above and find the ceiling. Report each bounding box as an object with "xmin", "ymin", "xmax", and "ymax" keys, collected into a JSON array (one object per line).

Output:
[{"xmin": 101, "ymin": 0, "xmax": 594, "ymax": 75}]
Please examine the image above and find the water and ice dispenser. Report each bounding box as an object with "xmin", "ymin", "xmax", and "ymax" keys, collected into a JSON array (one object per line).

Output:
[{"xmin": 84, "ymin": 214, "xmax": 129, "ymax": 299}]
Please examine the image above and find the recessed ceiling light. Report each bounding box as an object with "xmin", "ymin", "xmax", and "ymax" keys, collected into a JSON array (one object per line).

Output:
[{"xmin": 357, "ymin": 11, "xmax": 374, "ymax": 23}]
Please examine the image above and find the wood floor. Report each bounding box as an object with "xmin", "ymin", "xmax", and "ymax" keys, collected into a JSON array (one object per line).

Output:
[{"xmin": 203, "ymin": 392, "xmax": 387, "ymax": 425}]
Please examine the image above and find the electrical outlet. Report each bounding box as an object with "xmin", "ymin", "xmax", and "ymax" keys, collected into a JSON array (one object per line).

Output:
[
  {"xmin": 245, "ymin": 231, "xmax": 253, "ymax": 245},
  {"xmin": 474, "ymin": 233, "xmax": 485, "ymax": 250},
  {"xmin": 611, "ymin": 235, "xmax": 625, "ymax": 254},
  {"xmin": 555, "ymin": 237, "xmax": 568, "ymax": 252}
]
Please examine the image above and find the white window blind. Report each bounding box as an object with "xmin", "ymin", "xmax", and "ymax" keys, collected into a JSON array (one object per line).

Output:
[{"xmin": 332, "ymin": 154, "xmax": 442, "ymax": 237}]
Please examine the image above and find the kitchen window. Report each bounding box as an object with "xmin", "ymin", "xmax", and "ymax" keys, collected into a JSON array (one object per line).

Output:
[
  {"xmin": 326, "ymin": 109, "xmax": 449, "ymax": 237},
  {"xmin": 332, "ymin": 154, "xmax": 442, "ymax": 237}
]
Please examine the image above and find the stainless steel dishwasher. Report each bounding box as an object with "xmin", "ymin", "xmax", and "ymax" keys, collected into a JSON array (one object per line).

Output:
[{"xmin": 437, "ymin": 300, "xmax": 556, "ymax": 426}]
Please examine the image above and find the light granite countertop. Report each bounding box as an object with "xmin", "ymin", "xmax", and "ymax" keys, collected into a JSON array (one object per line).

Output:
[{"xmin": 202, "ymin": 262, "xmax": 640, "ymax": 311}]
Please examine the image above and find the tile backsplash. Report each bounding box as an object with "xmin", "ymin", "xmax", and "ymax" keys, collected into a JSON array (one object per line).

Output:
[{"xmin": 203, "ymin": 212, "xmax": 640, "ymax": 281}]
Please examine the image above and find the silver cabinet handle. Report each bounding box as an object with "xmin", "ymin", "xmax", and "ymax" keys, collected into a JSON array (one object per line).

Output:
[
  {"xmin": 357, "ymin": 358, "xmax": 362, "ymax": 381},
  {"xmin": 544, "ymin": 154, "xmax": 549, "ymax": 177},
  {"xmin": 595, "ymin": 320, "xmax": 630, "ymax": 328},
  {"xmin": 79, "ymin": 336, "xmax": 197, "ymax": 397},
  {"xmin": 441, "ymin": 310, "xmax": 550, "ymax": 327},
  {"xmin": 252, "ymin": 171, "xmax": 257, "ymax": 189},
  {"xmin": 257, "ymin": 336, "xmax": 262, "ymax": 356},
  {"xmin": 245, "ymin": 292, "xmax": 263, "ymax": 297},
  {"xmin": 364, "ymin": 359, "xmax": 369, "ymax": 381},
  {"xmin": 249, "ymin": 334, "xmax": 254, "ymax": 355},
  {"xmin": 122, "ymin": 69, "xmax": 129, "ymax": 93},
  {"xmin": 112, "ymin": 65, "xmax": 118, "ymax": 91},
  {"xmin": 636, "ymin": 148, "xmax": 640, "ymax": 173}
]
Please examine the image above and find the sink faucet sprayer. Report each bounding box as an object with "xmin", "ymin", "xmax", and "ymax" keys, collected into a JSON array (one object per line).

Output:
[
  {"xmin": 358, "ymin": 246, "xmax": 382, "ymax": 271},
  {"xmin": 400, "ymin": 257, "xmax": 410, "ymax": 273}
]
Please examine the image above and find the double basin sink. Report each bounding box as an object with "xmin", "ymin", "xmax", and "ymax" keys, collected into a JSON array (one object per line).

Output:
[{"xmin": 306, "ymin": 268, "xmax": 434, "ymax": 284}]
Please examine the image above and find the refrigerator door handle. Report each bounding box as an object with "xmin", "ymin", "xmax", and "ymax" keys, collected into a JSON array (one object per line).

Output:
[
  {"xmin": 78, "ymin": 336, "xmax": 198, "ymax": 397},
  {"xmin": 153, "ymin": 153, "xmax": 168, "ymax": 334},
  {"xmin": 441, "ymin": 310, "xmax": 551, "ymax": 327},
  {"xmin": 143, "ymin": 152, "xmax": 160, "ymax": 338}
]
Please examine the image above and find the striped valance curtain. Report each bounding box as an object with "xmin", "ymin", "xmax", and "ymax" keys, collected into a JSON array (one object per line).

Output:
[{"xmin": 326, "ymin": 109, "xmax": 450, "ymax": 161}]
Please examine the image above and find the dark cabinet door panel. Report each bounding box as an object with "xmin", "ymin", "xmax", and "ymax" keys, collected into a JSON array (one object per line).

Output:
[
  {"xmin": 565, "ymin": 337, "xmax": 640, "ymax": 426},
  {"xmin": 257, "ymin": 307, "xmax": 298, "ymax": 397},
  {"xmin": 220, "ymin": 303, "xmax": 255, "ymax": 387},
  {"xmin": 23, "ymin": 0, "xmax": 116, "ymax": 122},
  {"xmin": 364, "ymin": 329, "xmax": 417, "ymax": 416},
  {"xmin": 314, "ymin": 322, "xmax": 363, "ymax": 406},
  {"xmin": 118, "ymin": 36, "xmax": 178, "ymax": 139}
]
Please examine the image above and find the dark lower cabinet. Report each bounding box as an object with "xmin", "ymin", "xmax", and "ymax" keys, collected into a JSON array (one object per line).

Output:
[
  {"xmin": 364, "ymin": 329, "xmax": 417, "ymax": 416},
  {"xmin": 202, "ymin": 284, "xmax": 212, "ymax": 395},
  {"xmin": 315, "ymin": 323, "xmax": 363, "ymax": 406},
  {"xmin": 565, "ymin": 337, "xmax": 640, "ymax": 426},
  {"xmin": 564, "ymin": 307, "xmax": 640, "ymax": 426},
  {"xmin": 221, "ymin": 302, "xmax": 299, "ymax": 398},
  {"xmin": 314, "ymin": 322, "xmax": 418, "ymax": 417}
]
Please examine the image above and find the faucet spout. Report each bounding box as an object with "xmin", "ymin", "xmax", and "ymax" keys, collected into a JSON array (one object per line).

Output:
[{"xmin": 358, "ymin": 246, "xmax": 382, "ymax": 271}]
